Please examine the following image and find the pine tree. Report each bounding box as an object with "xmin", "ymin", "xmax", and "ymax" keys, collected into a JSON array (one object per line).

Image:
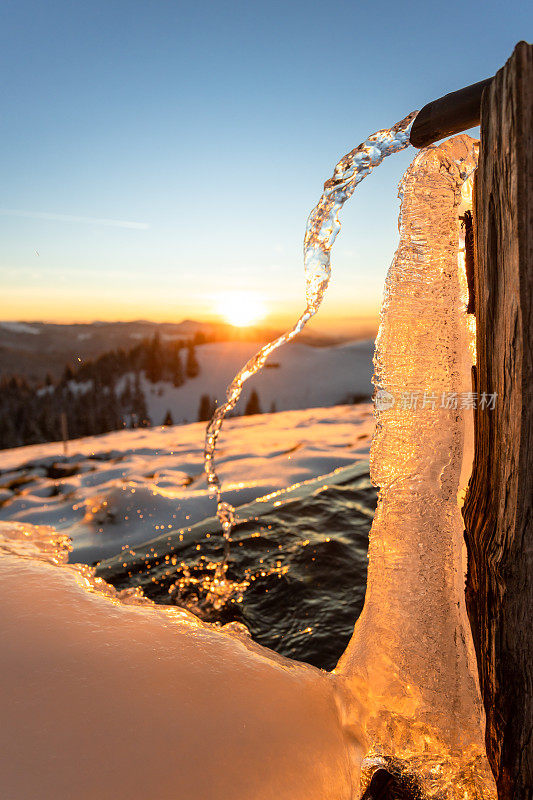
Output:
[
  {"xmin": 244, "ymin": 389, "xmax": 262, "ymax": 416},
  {"xmin": 133, "ymin": 372, "xmax": 149, "ymax": 427},
  {"xmin": 171, "ymin": 345, "xmax": 184, "ymax": 387},
  {"xmin": 145, "ymin": 332, "xmax": 163, "ymax": 384},
  {"xmin": 162, "ymin": 409, "xmax": 174, "ymax": 426},
  {"xmin": 197, "ymin": 394, "xmax": 213, "ymax": 422},
  {"xmin": 120, "ymin": 375, "xmax": 133, "ymax": 406},
  {"xmin": 185, "ymin": 343, "xmax": 199, "ymax": 379}
]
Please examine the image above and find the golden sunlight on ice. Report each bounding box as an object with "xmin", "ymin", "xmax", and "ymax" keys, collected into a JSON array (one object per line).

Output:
[{"xmin": 336, "ymin": 136, "xmax": 496, "ymax": 799}]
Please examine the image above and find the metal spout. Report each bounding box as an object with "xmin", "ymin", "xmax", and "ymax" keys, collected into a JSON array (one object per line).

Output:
[{"xmin": 409, "ymin": 77, "xmax": 493, "ymax": 148}]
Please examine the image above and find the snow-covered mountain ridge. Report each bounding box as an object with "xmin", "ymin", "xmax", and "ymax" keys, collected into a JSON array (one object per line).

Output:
[{"xmin": 131, "ymin": 338, "xmax": 374, "ymax": 425}]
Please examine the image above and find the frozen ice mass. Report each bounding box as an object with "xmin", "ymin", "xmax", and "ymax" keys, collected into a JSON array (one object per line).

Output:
[{"xmin": 338, "ymin": 135, "xmax": 496, "ymax": 798}]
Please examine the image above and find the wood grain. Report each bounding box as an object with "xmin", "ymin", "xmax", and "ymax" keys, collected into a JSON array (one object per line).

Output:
[{"xmin": 463, "ymin": 41, "xmax": 533, "ymax": 800}]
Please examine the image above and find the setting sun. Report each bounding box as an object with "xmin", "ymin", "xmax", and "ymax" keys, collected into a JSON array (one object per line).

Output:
[{"xmin": 215, "ymin": 291, "xmax": 266, "ymax": 327}]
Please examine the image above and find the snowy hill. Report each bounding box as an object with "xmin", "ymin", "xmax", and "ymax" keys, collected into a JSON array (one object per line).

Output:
[
  {"xmin": 134, "ymin": 338, "xmax": 374, "ymax": 425},
  {"xmin": 0, "ymin": 404, "xmax": 374, "ymax": 563},
  {"xmin": 0, "ymin": 318, "xmax": 351, "ymax": 382}
]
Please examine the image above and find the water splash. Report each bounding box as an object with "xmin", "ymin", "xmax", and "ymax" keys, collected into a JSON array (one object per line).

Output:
[{"xmin": 204, "ymin": 111, "xmax": 418, "ymax": 589}]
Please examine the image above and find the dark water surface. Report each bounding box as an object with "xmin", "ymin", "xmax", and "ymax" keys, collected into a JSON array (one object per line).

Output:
[{"xmin": 97, "ymin": 465, "xmax": 376, "ymax": 671}]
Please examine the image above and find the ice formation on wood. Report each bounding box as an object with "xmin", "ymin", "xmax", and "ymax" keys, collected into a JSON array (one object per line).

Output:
[{"xmin": 336, "ymin": 135, "xmax": 496, "ymax": 799}]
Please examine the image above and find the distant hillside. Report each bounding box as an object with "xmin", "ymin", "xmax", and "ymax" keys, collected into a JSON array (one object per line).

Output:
[
  {"xmin": 0, "ymin": 319, "xmax": 346, "ymax": 383},
  {"xmin": 0, "ymin": 335, "xmax": 374, "ymax": 448},
  {"xmin": 138, "ymin": 339, "xmax": 374, "ymax": 425}
]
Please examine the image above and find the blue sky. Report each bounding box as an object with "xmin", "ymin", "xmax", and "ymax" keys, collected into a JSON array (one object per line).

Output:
[{"xmin": 0, "ymin": 0, "xmax": 530, "ymax": 328}]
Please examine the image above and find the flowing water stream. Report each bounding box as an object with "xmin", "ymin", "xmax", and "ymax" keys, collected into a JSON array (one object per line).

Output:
[{"xmin": 203, "ymin": 111, "xmax": 418, "ymax": 605}]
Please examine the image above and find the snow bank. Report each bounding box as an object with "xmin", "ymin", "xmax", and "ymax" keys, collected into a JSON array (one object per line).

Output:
[{"xmin": 0, "ymin": 522, "xmax": 361, "ymax": 799}]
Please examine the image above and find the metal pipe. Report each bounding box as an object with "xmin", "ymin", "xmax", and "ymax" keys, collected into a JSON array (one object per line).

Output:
[{"xmin": 409, "ymin": 77, "xmax": 493, "ymax": 148}]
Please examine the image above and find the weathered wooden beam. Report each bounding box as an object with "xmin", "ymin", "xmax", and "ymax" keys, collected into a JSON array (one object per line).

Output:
[{"xmin": 463, "ymin": 41, "xmax": 533, "ymax": 800}]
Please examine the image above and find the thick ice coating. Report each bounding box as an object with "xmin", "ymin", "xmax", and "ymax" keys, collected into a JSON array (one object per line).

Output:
[{"xmin": 337, "ymin": 135, "xmax": 496, "ymax": 798}]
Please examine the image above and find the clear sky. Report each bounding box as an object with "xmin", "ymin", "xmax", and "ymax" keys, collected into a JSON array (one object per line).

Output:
[{"xmin": 0, "ymin": 0, "xmax": 530, "ymax": 329}]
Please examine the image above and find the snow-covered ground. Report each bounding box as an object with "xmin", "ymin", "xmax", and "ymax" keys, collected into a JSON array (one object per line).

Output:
[
  {"xmin": 0, "ymin": 321, "xmax": 41, "ymax": 335},
  {"xmin": 0, "ymin": 404, "xmax": 374, "ymax": 563},
  {"xmin": 134, "ymin": 338, "xmax": 374, "ymax": 425}
]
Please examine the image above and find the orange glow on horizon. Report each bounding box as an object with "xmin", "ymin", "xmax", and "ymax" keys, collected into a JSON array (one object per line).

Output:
[
  {"xmin": 214, "ymin": 291, "xmax": 267, "ymax": 328},
  {"xmin": 0, "ymin": 287, "xmax": 379, "ymax": 332}
]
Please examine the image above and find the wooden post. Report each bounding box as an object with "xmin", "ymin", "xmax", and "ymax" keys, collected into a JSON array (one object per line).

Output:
[{"xmin": 463, "ymin": 41, "xmax": 533, "ymax": 800}]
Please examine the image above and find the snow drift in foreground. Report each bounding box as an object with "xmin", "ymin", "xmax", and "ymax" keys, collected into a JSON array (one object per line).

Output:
[
  {"xmin": 0, "ymin": 522, "xmax": 361, "ymax": 800},
  {"xmin": 0, "ymin": 406, "xmax": 373, "ymax": 800},
  {"xmin": 0, "ymin": 405, "xmax": 373, "ymax": 563}
]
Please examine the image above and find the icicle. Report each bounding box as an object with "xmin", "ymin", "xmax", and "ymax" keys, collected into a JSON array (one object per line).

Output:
[{"xmin": 335, "ymin": 135, "xmax": 496, "ymax": 799}]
